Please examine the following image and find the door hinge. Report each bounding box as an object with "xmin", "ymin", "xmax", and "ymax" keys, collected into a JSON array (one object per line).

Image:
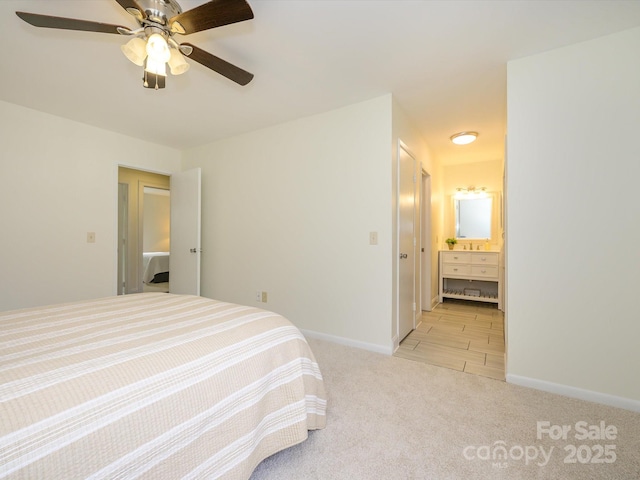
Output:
[{"xmin": 412, "ymin": 302, "xmax": 416, "ymax": 312}]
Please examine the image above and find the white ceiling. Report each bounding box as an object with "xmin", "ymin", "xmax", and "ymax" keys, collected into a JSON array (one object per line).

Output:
[{"xmin": 2, "ymin": 1, "xmax": 639, "ymax": 165}]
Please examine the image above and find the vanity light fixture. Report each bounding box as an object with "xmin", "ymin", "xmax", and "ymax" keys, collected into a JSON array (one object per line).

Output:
[
  {"xmin": 455, "ymin": 186, "xmax": 487, "ymax": 198},
  {"xmin": 450, "ymin": 131, "xmax": 478, "ymax": 145}
]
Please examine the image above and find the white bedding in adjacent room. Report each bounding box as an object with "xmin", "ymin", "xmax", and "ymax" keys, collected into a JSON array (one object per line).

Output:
[{"xmin": 142, "ymin": 252, "xmax": 170, "ymax": 284}]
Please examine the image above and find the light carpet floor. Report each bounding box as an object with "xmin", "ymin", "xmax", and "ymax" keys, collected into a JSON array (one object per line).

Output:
[{"xmin": 250, "ymin": 338, "xmax": 640, "ymax": 479}]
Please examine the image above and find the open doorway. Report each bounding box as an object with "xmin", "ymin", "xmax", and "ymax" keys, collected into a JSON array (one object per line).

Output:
[
  {"xmin": 141, "ymin": 187, "xmax": 171, "ymax": 292},
  {"xmin": 117, "ymin": 167, "xmax": 171, "ymax": 295}
]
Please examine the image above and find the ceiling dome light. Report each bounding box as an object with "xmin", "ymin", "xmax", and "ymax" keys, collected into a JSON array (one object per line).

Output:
[{"xmin": 450, "ymin": 131, "xmax": 478, "ymax": 145}]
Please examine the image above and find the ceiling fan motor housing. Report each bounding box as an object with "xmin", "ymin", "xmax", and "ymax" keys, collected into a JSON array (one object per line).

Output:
[{"xmin": 137, "ymin": 0, "xmax": 183, "ymax": 26}]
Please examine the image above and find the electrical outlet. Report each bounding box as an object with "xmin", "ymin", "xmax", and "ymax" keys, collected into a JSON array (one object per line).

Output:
[
  {"xmin": 369, "ymin": 231, "xmax": 378, "ymax": 245},
  {"xmin": 261, "ymin": 291, "xmax": 268, "ymax": 303},
  {"xmin": 256, "ymin": 290, "xmax": 262, "ymax": 302}
]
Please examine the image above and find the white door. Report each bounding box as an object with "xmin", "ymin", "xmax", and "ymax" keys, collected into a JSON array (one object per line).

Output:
[
  {"xmin": 170, "ymin": 168, "xmax": 201, "ymax": 295},
  {"xmin": 398, "ymin": 144, "xmax": 416, "ymax": 340}
]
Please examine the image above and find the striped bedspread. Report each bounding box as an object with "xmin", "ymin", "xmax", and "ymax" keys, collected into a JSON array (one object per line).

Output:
[{"xmin": 0, "ymin": 293, "xmax": 326, "ymax": 479}]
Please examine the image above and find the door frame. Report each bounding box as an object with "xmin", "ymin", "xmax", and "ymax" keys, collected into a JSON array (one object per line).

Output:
[{"xmin": 420, "ymin": 169, "xmax": 433, "ymax": 312}]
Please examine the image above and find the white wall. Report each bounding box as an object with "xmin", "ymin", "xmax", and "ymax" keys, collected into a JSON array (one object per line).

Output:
[
  {"xmin": 0, "ymin": 101, "xmax": 181, "ymax": 310},
  {"xmin": 0, "ymin": 94, "xmax": 435, "ymax": 353},
  {"xmin": 183, "ymin": 96, "xmax": 395, "ymax": 352},
  {"xmin": 143, "ymin": 191, "xmax": 171, "ymax": 252},
  {"xmin": 506, "ymin": 27, "xmax": 640, "ymax": 408}
]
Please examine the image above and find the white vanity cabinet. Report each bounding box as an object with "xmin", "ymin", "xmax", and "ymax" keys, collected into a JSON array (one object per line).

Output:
[{"xmin": 439, "ymin": 250, "xmax": 502, "ymax": 309}]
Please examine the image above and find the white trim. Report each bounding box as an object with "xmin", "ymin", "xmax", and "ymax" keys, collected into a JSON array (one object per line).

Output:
[
  {"xmin": 430, "ymin": 295, "xmax": 439, "ymax": 310},
  {"xmin": 420, "ymin": 170, "xmax": 433, "ymax": 313},
  {"xmin": 300, "ymin": 329, "xmax": 393, "ymax": 356},
  {"xmin": 506, "ymin": 374, "xmax": 640, "ymax": 413}
]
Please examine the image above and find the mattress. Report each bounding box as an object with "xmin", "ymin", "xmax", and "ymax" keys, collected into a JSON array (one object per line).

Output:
[{"xmin": 0, "ymin": 293, "xmax": 326, "ymax": 479}]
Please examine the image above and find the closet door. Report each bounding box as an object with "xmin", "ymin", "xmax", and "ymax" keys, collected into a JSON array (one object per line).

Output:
[{"xmin": 170, "ymin": 168, "xmax": 201, "ymax": 296}]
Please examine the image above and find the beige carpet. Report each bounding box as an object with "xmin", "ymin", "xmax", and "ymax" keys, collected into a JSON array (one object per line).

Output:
[{"xmin": 251, "ymin": 338, "xmax": 640, "ymax": 479}]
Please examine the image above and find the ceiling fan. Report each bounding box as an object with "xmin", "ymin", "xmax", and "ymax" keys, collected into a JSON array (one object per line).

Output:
[{"xmin": 16, "ymin": 0, "xmax": 254, "ymax": 90}]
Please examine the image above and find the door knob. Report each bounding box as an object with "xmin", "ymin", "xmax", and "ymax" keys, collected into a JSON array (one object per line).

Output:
[
  {"xmin": 190, "ymin": 248, "xmax": 197, "ymax": 253},
  {"xmin": 400, "ymin": 253, "xmax": 408, "ymax": 259}
]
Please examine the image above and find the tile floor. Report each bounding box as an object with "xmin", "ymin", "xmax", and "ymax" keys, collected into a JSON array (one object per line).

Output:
[{"xmin": 394, "ymin": 299, "xmax": 505, "ymax": 381}]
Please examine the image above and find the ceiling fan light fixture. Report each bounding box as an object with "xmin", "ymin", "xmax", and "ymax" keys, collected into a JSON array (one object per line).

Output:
[
  {"xmin": 15, "ymin": 0, "xmax": 255, "ymax": 88},
  {"xmin": 121, "ymin": 37, "xmax": 147, "ymax": 67},
  {"xmin": 145, "ymin": 57, "xmax": 167, "ymax": 77},
  {"xmin": 146, "ymin": 33, "xmax": 171, "ymax": 63},
  {"xmin": 450, "ymin": 131, "xmax": 478, "ymax": 145},
  {"xmin": 168, "ymin": 48, "xmax": 190, "ymax": 75}
]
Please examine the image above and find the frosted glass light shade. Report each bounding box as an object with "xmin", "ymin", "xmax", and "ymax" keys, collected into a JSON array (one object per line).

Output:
[
  {"xmin": 146, "ymin": 33, "xmax": 171, "ymax": 63},
  {"xmin": 168, "ymin": 48, "xmax": 190, "ymax": 75},
  {"xmin": 145, "ymin": 57, "xmax": 167, "ymax": 76},
  {"xmin": 121, "ymin": 37, "xmax": 147, "ymax": 66}
]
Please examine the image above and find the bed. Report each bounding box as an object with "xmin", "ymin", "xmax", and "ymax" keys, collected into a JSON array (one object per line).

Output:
[
  {"xmin": 0, "ymin": 293, "xmax": 326, "ymax": 479},
  {"xmin": 142, "ymin": 252, "xmax": 170, "ymax": 287}
]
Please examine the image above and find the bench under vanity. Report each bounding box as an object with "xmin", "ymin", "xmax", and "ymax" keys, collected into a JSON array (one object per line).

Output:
[{"xmin": 439, "ymin": 250, "xmax": 502, "ymax": 309}]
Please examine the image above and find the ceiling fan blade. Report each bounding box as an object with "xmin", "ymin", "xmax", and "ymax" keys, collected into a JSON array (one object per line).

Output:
[
  {"xmin": 16, "ymin": 12, "xmax": 127, "ymax": 35},
  {"xmin": 182, "ymin": 43, "xmax": 253, "ymax": 86},
  {"xmin": 113, "ymin": 0, "xmax": 146, "ymax": 21},
  {"xmin": 169, "ymin": 0, "xmax": 253, "ymax": 35}
]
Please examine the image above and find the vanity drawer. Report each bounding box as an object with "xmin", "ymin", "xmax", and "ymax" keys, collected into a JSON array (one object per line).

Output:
[
  {"xmin": 470, "ymin": 253, "xmax": 499, "ymax": 266},
  {"xmin": 441, "ymin": 252, "xmax": 471, "ymax": 264},
  {"xmin": 470, "ymin": 265, "xmax": 498, "ymax": 278},
  {"xmin": 442, "ymin": 263, "xmax": 471, "ymax": 276}
]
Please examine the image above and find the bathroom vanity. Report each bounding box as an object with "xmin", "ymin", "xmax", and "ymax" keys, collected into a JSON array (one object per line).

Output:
[{"xmin": 439, "ymin": 250, "xmax": 502, "ymax": 309}]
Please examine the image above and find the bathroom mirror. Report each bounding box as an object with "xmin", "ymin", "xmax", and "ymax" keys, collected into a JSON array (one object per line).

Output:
[{"xmin": 455, "ymin": 196, "xmax": 493, "ymax": 239}]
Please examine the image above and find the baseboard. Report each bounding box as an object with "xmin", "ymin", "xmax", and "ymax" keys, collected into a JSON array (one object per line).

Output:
[
  {"xmin": 506, "ymin": 374, "xmax": 640, "ymax": 413},
  {"xmin": 430, "ymin": 294, "xmax": 439, "ymax": 311},
  {"xmin": 301, "ymin": 329, "xmax": 393, "ymax": 356}
]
